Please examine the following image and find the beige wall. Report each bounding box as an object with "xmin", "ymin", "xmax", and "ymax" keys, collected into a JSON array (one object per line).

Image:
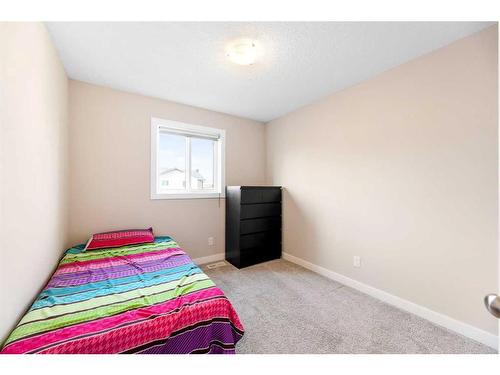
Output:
[
  {"xmin": 0, "ymin": 23, "xmax": 69, "ymax": 342},
  {"xmin": 68, "ymin": 81, "xmax": 265, "ymax": 259},
  {"xmin": 266, "ymin": 26, "xmax": 498, "ymax": 334}
]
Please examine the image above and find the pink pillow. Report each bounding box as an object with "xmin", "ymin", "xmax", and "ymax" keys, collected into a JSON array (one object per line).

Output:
[{"xmin": 84, "ymin": 228, "xmax": 155, "ymax": 251}]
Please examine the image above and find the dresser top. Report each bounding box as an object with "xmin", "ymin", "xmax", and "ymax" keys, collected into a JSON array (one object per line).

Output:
[{"xmin": 226, "ymin": 186, "xmax": 282, "ymax": 189}]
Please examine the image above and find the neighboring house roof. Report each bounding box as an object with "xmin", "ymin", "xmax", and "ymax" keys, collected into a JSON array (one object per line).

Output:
[
  {"xmin": 160, "ymin": 168, "xmax": 205, "ymax": 181},
  {"xmin": 159, "ymin": 167, "xmax": 183, "ymax": 175}
]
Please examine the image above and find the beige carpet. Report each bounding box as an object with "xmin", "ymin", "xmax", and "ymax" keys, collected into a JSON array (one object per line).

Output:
[{"xmin": 204, "ymin": 259, "xmax": 496, "ymax": 354}]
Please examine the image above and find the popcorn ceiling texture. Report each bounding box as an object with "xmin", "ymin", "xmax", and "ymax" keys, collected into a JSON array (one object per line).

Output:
[{"xmin": 46, "ymin": 22, "xmax": 492, "ymax": 121}]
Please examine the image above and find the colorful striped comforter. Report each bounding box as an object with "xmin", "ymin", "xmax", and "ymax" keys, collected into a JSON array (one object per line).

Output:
[{"xmin": 0, "ymin": 237, "xmax": 244, "ymax": 354}]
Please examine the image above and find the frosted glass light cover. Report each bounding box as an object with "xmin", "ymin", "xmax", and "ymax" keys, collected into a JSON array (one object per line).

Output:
[{"xmin": 226, "ymin": 40, "xmax": 257, "ymax": 65}]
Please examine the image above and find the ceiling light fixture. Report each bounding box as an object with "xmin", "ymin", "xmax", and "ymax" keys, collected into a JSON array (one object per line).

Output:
[{"xmin": 226, "ymin": 39, "xmax": 257, "ymax": 66}]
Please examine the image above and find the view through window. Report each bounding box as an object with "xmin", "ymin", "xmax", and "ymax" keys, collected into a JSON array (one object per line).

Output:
[{"xmin": 151, "ymin": 118, "xmax": 225, "ymax": 199}]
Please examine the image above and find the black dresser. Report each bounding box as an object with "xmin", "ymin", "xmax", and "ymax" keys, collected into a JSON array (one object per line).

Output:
[{"xmin": 225, "ymin": 186, "xmax": 282, "ymax": 268}]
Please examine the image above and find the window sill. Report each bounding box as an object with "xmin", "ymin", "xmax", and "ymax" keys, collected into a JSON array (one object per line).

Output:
[{"xmin": 150, "ymin": 192, "xmax": 226, "ymax": 200}]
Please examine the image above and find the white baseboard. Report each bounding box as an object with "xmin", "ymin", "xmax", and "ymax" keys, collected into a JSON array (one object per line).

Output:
[
  {"xmin": 282, "ymin": 252, "xmax": 498, "ymax": 350},
  {"xmin": 192, "ymin": 252, "xmax": 225, "ymax": 265}
]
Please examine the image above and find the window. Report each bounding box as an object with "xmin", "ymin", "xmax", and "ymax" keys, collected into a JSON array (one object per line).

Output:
[{"xmin": 151, "ymin": 118, "xmax": 225, "ymax": 199}]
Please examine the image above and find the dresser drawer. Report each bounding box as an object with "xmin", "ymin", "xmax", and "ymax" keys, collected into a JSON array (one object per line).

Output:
[
  {"xmin": 240, "ymin": 217, "xmax": 281, "ymax": 235},
  {"xmin": 240, "ymin": 231, "xmax": 281, "ymax": 250},
  {"xmin": 241, "ymin": 188, "xmax": 281, "ymax": 204},
  {"xmin": 239, "ymin": 245, "xmax": 281, "ymax": 267},
  {"xmin": 240, "ymin": 202, "xmax": 281, "ymax": 219}
]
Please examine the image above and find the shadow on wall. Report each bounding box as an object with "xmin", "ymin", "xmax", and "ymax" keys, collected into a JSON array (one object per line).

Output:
[{"xmin": 282, "ymin": 188, "xmax": 322, "ymax": 263}]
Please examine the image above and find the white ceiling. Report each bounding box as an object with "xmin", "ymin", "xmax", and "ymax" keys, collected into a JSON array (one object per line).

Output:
[{"xmin": 46, "ymin": 22, "xmax": 494, "ymax": 122}]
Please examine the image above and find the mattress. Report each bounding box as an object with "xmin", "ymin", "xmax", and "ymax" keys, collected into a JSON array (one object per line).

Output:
[{"xmin": 0, "ymin": 236, "xmax": 244, "ymax": 354}]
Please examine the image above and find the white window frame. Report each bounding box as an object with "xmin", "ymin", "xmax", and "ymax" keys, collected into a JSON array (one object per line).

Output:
[{"xmin": 151, "ymin": 117, "xmax": 225, "ymax": 200}]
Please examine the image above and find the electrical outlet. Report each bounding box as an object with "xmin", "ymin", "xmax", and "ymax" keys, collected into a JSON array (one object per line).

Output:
[
  {"xmin": 208, "ymin": 237, "xmax": 215, "ymax": 246},
  {"xmin": 353, "ymin": 256, "xmax": 361, "ymax": 268}
]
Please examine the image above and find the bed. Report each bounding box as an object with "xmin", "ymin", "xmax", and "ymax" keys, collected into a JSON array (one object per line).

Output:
[{"xmin": 0, "ymin": 236, "xmax": 244, "ymax": 354}]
